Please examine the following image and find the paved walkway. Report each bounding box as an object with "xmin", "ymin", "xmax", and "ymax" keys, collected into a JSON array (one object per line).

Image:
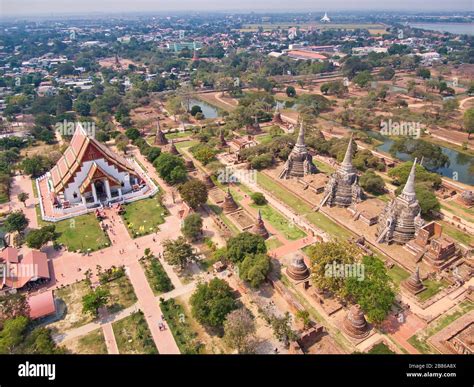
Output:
[
  {"xmin": 102, "ymin": 323, "xmax": 119, "ymax": 354},
  {"xmin": 1, "ymin": 174, "xmax": 38, "ymax": 230},
  {"xmin": 127, "ymin": 260, "xmax": 180, "ymax": 354}
]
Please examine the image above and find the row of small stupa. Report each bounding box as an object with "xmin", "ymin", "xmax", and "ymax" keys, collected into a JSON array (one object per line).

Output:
[{"xmin": 279, "ymin": 121, "xmax": 425, "ymax": 245}]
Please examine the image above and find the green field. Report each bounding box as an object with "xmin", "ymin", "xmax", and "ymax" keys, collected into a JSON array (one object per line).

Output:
[
  {"xmin": 407, "ymin": 300, "xmax": 474, "ymax": 354},
  {"xmin": 387, "ymin": 264, "xmax": 410, "ymax": 286},
  {"xmin": 112, "ymin": 312, "xmax": 158, "ymax": 354},
  {"xmin": 266, "ymin": 236, "xmax": 283, "ymax": 250},
  {"xmin": 140, "ymin": 255, "xmax": 174, "ymax": 295},
  {"xmin": 418, "ymin": 279, "xmax": 448, "ymax": 302},
  {"xmin": 250, "ymin": 203, "xmax": 306, "ymax": 241},
  {"xmin": 43, "ymin": 213, "xmax": 111, "ymax": 252},
  {"xmin": 76, "ymin": 329, "xmax": 108, "ymax": 354},
  {"xmin": 122, "ymin": 195, "xmax": 168, "ymax": 238},
  {"xmin": 256, "ymin": 171, "xmax": 353, "ymax": 239},
  {"xmin": 440, "ymin": 221, "xmax": 473, "ymax": 246},
  {"xmin": 368, "ymin": 342, "xmax": 395, "ymax": 354},
  {"xmin": 160, "ymin": 298, "xmax": 204, "ymax": 354}
]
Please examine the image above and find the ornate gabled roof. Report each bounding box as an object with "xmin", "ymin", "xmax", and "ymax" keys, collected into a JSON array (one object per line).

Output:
[
  {"xmin": 79, "ymin": 162, "xmax": 121, "ymax": 194},
  {"xmin": 50, "ymin": 124, "xmax": 137, "ymax": 193},
  {"xmin": 399, "ymin": 158, "xmax": 417, "ymax": 203}
]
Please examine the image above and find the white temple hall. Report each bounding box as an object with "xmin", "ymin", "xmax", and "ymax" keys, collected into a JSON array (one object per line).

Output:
[{"xmin": 37, "ymin": 125, "xmax": 157, "ymax": 221}]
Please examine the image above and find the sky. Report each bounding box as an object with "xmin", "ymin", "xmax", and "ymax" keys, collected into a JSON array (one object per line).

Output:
[{"xmin": 1, "ymin": 0, "xmax": 472, "ymax": 17}]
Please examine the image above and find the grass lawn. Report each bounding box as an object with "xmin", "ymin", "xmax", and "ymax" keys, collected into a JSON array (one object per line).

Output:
[
  {"xmin": 407, "ymin": 300, "xmax": 474, "ymax": 354},
  {"xmin": 102, "ymin": 272, "xmax": 138, "ymax": 313},
  {"xmin": 266, "ymin": 236, "xmax": 283, "ymax": 250},
  {"xmin": 368, "ymin": 342, "xmax": 395, "ymax": 354},
  {"xmin": 160, "ymin": 298, "xmax": 204, "ymax": 354},
  {"xmin": 122, "ymin": 195, "xmax": 168, "ymax": 238},
  {"xmin": 41, "ymin": 213, "xmax": 110, "ymax": 253},
  {"xmin": 257, "ymin": 171, "xmax": 312, "ymax": 214},
  {"xmin": 165, "ymin": 131, "xmax": 192, "ymax": 140},
  {"xmin": 76, "ymin": 329, "xmax": 108, "ymax": 354},
  {"xmin": 31, "ymin": 180, "xmax": 38, "ymax": 198},
  {"xmin": 314, "ymin": 160, "xmax": 335, "ymax": 174},
  {"xmin": 439, "ymin": 221, "xmax": 473, "ymax": 246},
  {"xmin": 387, "ymin": 264, "xmax": 410, "ymax": 286},
  {"xmin": 417, "ymin": 279, "xmax": 448, "ymax": 302},
  {"xmin": 250, "ymin": 202, "xmax": 306, "ymax": 241},
  {"xmin": 256, "ymin": 133, "xmax": 274, "ymax": 145},
  {"xmin": 256, "ymin": 171, "xmax": 353, "ymax": 239},
  {"xmin": 175, "ymin": 140, "xmax": 198, "ymax": 150},
  {"xmin": 140, "ymin": 255, "xmax": 174, "ymax": 296},
  {"xmin": 112, "ymin": 311, "xmax": 158, "ymax": 354}
]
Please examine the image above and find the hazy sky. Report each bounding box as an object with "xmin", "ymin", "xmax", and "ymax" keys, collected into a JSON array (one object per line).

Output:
[{"xmin": 1, "ymin": 0, "xmax": 472, "ymax": 17}]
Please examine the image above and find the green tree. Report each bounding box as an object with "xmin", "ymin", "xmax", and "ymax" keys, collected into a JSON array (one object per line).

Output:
[
  {"xmin": 179, "ymin": 179, "xmax": 208, "ymax": 209},
  {"xmin": 163, "ymin": 236, "xmax": 198, "ymax": 270},
  {"xmin": 17, "ymin": 192, "xmax": 29, "ymax": 207},
  {"xmin": 359, "ymin": 170, "xmax": 385, "ymax": 195},
  {"xmin": 223, "ymin": 308, "xmax": 257, "ymax": 354},
  {"xmin": 190, "ymin": 278, "xmax": 237, "ymax": 328},
  {"xmin": 286, "ymin": 86, "xmax": 296, "ymax": 98},
  {"xmin": 181, "ymin": 213, "xmax": 203, "ymax": 241},
  {"xmin": 296, "ymin": 310, "xmax": 311, "ymax": 329},
  {"xmin": 463, "ymin": 108, "xmax": 474, "ymax": 139},
  {"xmin": 270, "ymin": 312, "xmax": 297, "ymax": 348},
  {"xmin": 416, "ymin": 68, "xmax": 431, "ymax": 79},
  {"xmin": 190, "ymin": 105, "xmax": 202, "ymax": 116},
  {"xmin": 250, "ymin": 192, "xmax": 267, "ymax": 205},
  {"xmin": 26, "ymin": 225, "xmax": 57, "ymax": 249},
  {"xmin": 153, "ymin": 152, "xmax": 187, "ymax": 185},
  {"xmin": 308, "ymin": 241, "xmax": 358, "ymax": 294},
  {"xmin": 0, "ymin": 316, "xmax": 29, "ymax": 354},
  {"xmin": 239, "ymin": 253, "xmax": 271, "ymax": 288},
  {"xmin": 226, "ymin": 232, "xmax": 267, "ymax": 263},
  {"xmin": 0, "ymin": 294, "xmax": 30, "ymax": 329},
  {"xmin": 388, "ymin": 161, "xmax": 442, "ymax": 189},
  {"xmin": 352, "ymin": 70, "xmax": 373, "ymax": 88},
  {"xmin": 344, "ymin": 256, "xmax": 395, "ymax": 325},
  {"xmin": 125, "ymin": 128, "xmax": 140, "ymax": 141},
  {"xmin": 4, "ymin": 211, "xmax": 29, "ymax": 234},
  {"xmin": 82, "ymin": 287, "xmax": 110, "ymax": 317}
]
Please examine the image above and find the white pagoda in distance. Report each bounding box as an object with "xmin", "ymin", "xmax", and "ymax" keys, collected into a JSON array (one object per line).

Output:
[{"xmin": 320, "ymin": 12, "xmax": 331, "ymax": 23}]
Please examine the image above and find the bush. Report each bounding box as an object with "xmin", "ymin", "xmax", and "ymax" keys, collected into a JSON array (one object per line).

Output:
[
  {"xmin": 182, "ymin": 213, "xmax": 203, "ymax": 241},
  {"xmin": 359, "ymin": 170, "xmax": 385, "ymax": 195},
  {"xmin": 190, "ymin": 278, "xmax": 237, "ymax": 328},
  {"xmin": 250, "ymin": 192, "xmax": 267, "ymax": 205}
]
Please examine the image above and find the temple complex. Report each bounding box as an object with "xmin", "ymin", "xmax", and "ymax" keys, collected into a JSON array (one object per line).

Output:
[
  {"xmin": 36, "ymin": 124, "xmax": 156, "ymax": 221},
  {"xmin": 342, "ymin": 304, "xmax": 369, "ymax": 339},
  {"xmin": 222, "ymin": 188, "xmax": 239, "ymax": 213},
  {"xmin": 286, "ymin": 254, "xmax": 310, "ymax": 281},
  {"xmin": 406, "ymin": 222, "xmax": 462, "ymax": 271},
  {"xmin": 279, "ymin": 122, "xmax": 318, "ymax": 179},
  {"xmin": 376, "ymin": 160, "xmax": 424, "ymax": 244},
  {"xmin": 401, "ymin": 266, "xmax": 426, "ymax": 295},
  {"xmin": 154, "ymin": 121, "xmax": 168, "ymax": 145},
  {"xmin": 318, "ymin": 134, "xmax": 363, "ymax": 208},
  {"xmin": 251, "ymin": 210, "xmax": 269, "ymax": 239}
]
